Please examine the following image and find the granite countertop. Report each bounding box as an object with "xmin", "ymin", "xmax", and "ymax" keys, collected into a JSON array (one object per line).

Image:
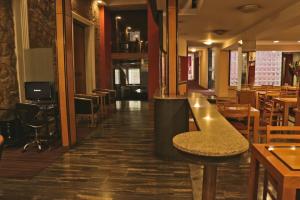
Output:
[{"xmin": 173, "ymin": 92, "xmax": 249, "ymax": 157}]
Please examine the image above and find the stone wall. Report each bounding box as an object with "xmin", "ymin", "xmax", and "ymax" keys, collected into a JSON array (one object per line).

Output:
[
  {"xmin": 27, "ymin": 0, "xmax": 57, "ymax": 85},
  {"xmin": 27, "ymin": 0, "xmax": 56, "ymax": 48},
  {"xmin": 0, "ymin": 0, "xmax": 19, "ymax": 108}
]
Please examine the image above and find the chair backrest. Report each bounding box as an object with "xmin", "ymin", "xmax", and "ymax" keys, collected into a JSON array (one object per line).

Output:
[
  {"xmin": 222, "ymin": 104, "xmax": 251, "ymax": 135},
  {"xmin": 15, "ymin": 103, "xmax": 40, "ymax": 124},
  {"xmin": 216, "ymin": 97, "xmax": 237, "ymax": 110},
  {"xmin": 279, "ymin": 89, "xmax": 297, "ymax": 98},
  {"xmin": 237, "ymin": 90, "xmax": 256, "ymax": 108},
  {"xmin": 261, "ymin": 99, "xmax": 283, "ymax": 126},
  {"xmin": 266, "ymin": 125, "xmax": 300, "ymax": 143}
]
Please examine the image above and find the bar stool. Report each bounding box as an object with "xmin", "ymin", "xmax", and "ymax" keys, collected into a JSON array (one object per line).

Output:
[{"xmin": 23, "ymin": 123, "xmax": 47, "ymax": 151}]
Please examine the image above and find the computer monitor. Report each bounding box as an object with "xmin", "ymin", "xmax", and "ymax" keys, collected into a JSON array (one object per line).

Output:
[{"xmin": 24, "ymin": 82, "xmax": 54, "ymax": 101}]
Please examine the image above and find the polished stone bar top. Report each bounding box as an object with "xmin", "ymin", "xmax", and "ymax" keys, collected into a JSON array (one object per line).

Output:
[{"xmin": 173, "ymin": 92, "xmax": 249, "ymax": 157}]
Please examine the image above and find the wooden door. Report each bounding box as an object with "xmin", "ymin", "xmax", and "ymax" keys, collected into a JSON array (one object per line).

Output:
[{"xmin": 73, "ymin": 21, "xmax": 86, "ymax": 93}]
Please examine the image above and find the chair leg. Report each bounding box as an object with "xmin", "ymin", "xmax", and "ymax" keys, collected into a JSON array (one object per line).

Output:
[{"xmin": 263, "ymin": 170, "xmax": 268, "ymax": 200}]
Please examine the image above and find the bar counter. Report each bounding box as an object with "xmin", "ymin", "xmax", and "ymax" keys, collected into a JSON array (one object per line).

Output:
[{"xmin": 173, "ymin": 92, "xmax": 249, "ymax": 157}]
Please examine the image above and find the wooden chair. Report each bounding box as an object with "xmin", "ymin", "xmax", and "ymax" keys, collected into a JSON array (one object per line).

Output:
[
  {"xmin": 279, "ymin": 89, "xmax": 297, "ymax": 98},
  {"xmin": 216, "ymin": 97, "xmax": 237, "ymax": 110},
  {"xmin": 258, "ymin": 99, "xmax": 283, "ymax": 142},
  {"xmin": 262, "ymin": 125, "xmax": 300, "ymax": 200},
  {"xmin": 221, "ymin": 104, "xmax": 251, "ymax": 140},
  {"xmin": 237, "ymin": 90, "xmax": 257, "ymax": 108}
]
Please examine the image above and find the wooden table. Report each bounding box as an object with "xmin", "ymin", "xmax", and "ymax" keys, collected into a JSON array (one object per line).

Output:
[
  {"xmin": 173, "ymin": 92, "xmax": 249, "ymax": 200},
  {"xmin": 249, "ymin": 144, "xmax": 300, "ymax": 200},
  {"xmin": 274, "ymin": 97, "xmax": 297, "ymax": 125}
]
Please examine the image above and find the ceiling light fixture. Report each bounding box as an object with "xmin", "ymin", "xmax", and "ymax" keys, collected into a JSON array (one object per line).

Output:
[
  {"xmin": 97, "ymin": 0, "xmax": 106, "ymax": 6},
  {"xmin": 298, "ymin": 41, "xmax": 300, "ymax": 43},
  {"xmin": 190, "ymin": 48, "xmax": 197, "ymax": 52},
  {"xmin": 238, "ymin": 40, "xmax": 243, "ymax": 45},
  {"xmin": 115, "ymin": 16, "xmax": 122, "ymax": 20},
  {"xmin": 237, "ymin": 4, "xmax": 261, "ymax": 13},
  {"xmin": 203, "ymin": 40, "xmax": 213, "ymax": 45},
  {"xmin": 273, "ymin": 40, "xmax": 280, "ymax": 43}
]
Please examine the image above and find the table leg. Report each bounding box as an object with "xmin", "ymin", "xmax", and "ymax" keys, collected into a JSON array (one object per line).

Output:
[
  {"xmin": 202, "ymin": 164, "xmax": 217, "ymax": 200},
  {"xmin": 248, "ymin": 153, "xmax": 260, "ymax": 200},
  {"xmin": 283, "ymin": 104, "xmax": 289, "ymax": 126},
  {"xmin": 253, "ymin": 113, "xmax": 259, "ymax": 143}
]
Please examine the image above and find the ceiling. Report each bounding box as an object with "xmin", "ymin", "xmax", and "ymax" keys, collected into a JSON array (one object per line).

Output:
[
  {"xmin": 157, "ymin": 0, "xmax": 300, "ymax": 49},
  {"xmin": 105, "ymin": 0, "xmax": 300, "ymax": 49}
]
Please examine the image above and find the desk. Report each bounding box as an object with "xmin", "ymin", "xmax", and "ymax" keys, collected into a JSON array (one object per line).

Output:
[
  {"xmin": 173, "ymin": 92, "xmax": 249, "ymax": 199},
  {"xmin": 248, "ymin": 144, "xmax": 300, "ymax": 200},
  {"xmin": 274, "ymin": 97, "xmax": 297, "ymax": 125}
]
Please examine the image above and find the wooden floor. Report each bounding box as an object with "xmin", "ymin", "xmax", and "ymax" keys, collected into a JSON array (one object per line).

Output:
[{"xmin": 0, "ymin": 101, "xmax": 265, "ymax": 199}]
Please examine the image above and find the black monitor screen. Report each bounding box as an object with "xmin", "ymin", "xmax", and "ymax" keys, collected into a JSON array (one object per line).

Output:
[{"xmin": 25, "ymin": 82, "xmax": 53, "ymax": 101}]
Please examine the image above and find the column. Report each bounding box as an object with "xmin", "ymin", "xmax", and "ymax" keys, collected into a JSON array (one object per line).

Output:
[
  {"xmin": 147, "ymin": 3, "xmax": 159, "ymax": 99},
  {"xmin": 98, "ymin": 6, "xmax": 112, "ymax": 89},
  {"xmin": 237, "ymin": 46, "xmax": 243, "ymax": 90},
  {"xmin": 214, "ymin": 48, "xmax": 229, "ymax": 97},
  {"xmin": 167, "ymin": 0, "xmax": 177, "ymax": 95},
  {"xmin": 56, "ymin": 0, "xmax": 77, "ymax": 146}
]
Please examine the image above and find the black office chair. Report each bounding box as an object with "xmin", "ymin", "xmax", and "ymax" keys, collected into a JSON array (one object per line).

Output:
[{"xmin": 15, "ymin": 103, "xmax": 47, "ymax": 151}]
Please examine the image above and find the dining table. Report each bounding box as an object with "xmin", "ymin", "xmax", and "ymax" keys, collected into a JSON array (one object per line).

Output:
[
  {"xmin": 273, "ymin": 97, "xmax": 298, "ymax": 125},
  {"xmin": 249, "ymin": 144, "xmax": 300, "ymax": 200}
]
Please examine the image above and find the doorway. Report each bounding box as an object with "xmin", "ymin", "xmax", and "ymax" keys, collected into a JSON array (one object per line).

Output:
[{"xmin": 73, "ymin": 20, "xmax": 86, "ymax": 94}]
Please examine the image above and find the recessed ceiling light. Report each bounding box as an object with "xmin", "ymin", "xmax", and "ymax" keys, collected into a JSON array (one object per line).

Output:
[
  {"xmin": 203, "ymin": 40, "xmax": 213, "ymax": 45},
  {"xmin": 273, "ymin": 40, "xmax": 280, "ymax": 43},
  {"xmin": 297, "ymin": 41, "xmax": 300, "ymax": 43},
  {"xmin": 190, "ymin": 48, "xmax": 197, "ymax": 52},
  {"xmin": 237, "ymin": 4, "xmax": 261, "ymax": 13},
  {"xmin": 212, "ymin": 29, "xmax": 228, "ymax": 35}
]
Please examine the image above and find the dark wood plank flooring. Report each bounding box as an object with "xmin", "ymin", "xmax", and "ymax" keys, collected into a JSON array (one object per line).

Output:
[{"xmin": 0, "ymin": 101, "xmax": 266, "ymax": 199}]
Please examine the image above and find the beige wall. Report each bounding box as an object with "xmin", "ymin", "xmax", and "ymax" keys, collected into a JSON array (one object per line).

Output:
[
  {"xmin": 178, "ymin": 36, "xmax": 187, "ymax": 56},
  {"xmin": 214, "ymin": 48, "xmax": 229, "ymax": 97},
  {"xmin": 199, "ymin": 49, "xmax": 208, "ymax": 88}
]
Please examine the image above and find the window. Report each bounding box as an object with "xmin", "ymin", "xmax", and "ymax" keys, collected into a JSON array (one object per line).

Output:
[
  {"xmin": 229, "ymin": 51, "xmax": 238, "ymax": 86},
  {"xmin": 128, "ymin": 68, "xmax": 140, "ymax": 84},
  {"xmin": 255, "ymin": 51, "xmax": 282, "ymax": 86},
  {"xmin": 114, "ymin": 69, "xmax": 120, "ymax": 85}
]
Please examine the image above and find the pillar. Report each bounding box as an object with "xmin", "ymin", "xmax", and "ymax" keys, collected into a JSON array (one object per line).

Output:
[
  {"xmin": 147, "ymin": 3, "xmax": 159, "ymax": 99},
  {"xmin": 214, "ymin": 48, "xmax": 229, "ymax": 97},
  {"xmin": 98, "ymin": 6, "xmax": 112, "ymax": 89},
  {"xmin": 237, "ymin": 46, "xmax": 243, "ymax": 90},
  {"xmin": 167, "ymin": 0, "xmax": 177, "ymax": 95},
  {"xmin": 56, "ymin": 0, "xmax": 77, "ymax": 146}
]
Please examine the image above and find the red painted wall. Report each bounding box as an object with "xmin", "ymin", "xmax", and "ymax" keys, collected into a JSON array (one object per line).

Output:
[
  {"xmin": 147, "ymin": 3, "xmax": 159, "ymax": 99},
  {"xmin": 98, "ymin": 6, "xmax": 112, "ymax": 89}
]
